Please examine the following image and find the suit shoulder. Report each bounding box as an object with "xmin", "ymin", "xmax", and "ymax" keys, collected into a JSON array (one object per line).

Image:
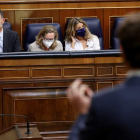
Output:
[{"xmin": 4, "ymin": 29, "xmax": 18, "ymax": 35}]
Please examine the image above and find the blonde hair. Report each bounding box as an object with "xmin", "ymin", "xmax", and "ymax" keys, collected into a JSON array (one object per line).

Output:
[
  {"xmin": 36, "ymin": 25, "xmax": 58, "ymax": 50},
  {"xmin": 65, "ymin": 17, "xmax": 93, "ymax": 43}
]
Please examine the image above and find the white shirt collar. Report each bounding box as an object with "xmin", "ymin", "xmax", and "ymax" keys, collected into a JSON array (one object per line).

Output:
[
  {"xmin": 127, "ymin": 70, "xmax": 140, "ymax": 78},
  {"xmin": 0, "ymin": 28, "xmax": 3, "ymax": 40},
  {"xmin": 75, "ymin": 37, "xmax": 90, "ymax": 42}
]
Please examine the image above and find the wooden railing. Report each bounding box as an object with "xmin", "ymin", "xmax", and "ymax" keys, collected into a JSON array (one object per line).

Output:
[
  {"xmin": 0, "ymin": 50, "xmax": 127, "ymax": 133},
  {"xmin": 0, "ymin": 0, "xmax": 139, "ymax": 3}
]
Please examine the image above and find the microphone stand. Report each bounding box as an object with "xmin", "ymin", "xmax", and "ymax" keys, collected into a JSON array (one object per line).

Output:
[{"xmin": 0, "ymin": 114, "xmax": 32, "ymax": 134}]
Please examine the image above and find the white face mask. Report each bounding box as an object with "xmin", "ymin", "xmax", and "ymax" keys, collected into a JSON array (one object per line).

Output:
[{"xmin": 42, "ymin": 39, "xmax": 54, "ymax": 49}]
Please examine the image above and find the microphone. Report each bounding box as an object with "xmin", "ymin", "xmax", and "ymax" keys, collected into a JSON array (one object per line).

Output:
[{"xmin": 0, "ymin": 114, "xmax": 32, "ymax": 134}]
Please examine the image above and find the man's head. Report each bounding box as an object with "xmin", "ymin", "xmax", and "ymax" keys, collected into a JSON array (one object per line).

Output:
[
  {"xmin": 117, "ymin": 12, "xmax": 140, "ymax": 69},
  {"xmin": 0, "ymin": 10, "xmax": 5, "ymax": 28}
]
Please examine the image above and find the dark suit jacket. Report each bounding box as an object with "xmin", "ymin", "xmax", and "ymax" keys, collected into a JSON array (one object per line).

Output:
[
  {"xmin": 3, "ymin": 28, "xmax": 21, "ymax": 52},
  {"xmin": 69, "ymin": 76, "xmax": 140, "ymax": 140}
]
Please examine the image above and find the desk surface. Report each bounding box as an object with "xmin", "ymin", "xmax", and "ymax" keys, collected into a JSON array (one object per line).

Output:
[
  {"xmin": 0, "ymin": 0, "xmax": 138, "ymax": 3},
  {"xmin": 0, "ymin": 50, "xmax": 121, "ymax": 59}
]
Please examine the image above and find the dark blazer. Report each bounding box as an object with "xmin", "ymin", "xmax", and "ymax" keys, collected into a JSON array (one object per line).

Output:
[
  {"xmin": 69, "ymin": 76, "xmax": 140, "ymax": 140},
  {"xmin": 3, "ymin": 28, "xmax": 21, "ymax": 52}
]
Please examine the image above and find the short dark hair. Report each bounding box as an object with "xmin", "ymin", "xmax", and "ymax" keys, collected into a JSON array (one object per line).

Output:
[
  {"xmin": 117, "ymin": 12, "xmax": 140, "ymax": 68},
  {"xmin": 0, "ymin": 10, "xmax": 3, "ymax": 18}
]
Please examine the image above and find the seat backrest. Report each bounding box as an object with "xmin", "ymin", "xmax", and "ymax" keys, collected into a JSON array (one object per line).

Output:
[
  {"xmin": 65, "ymin": 17, "xmax": 104, "ymax": 49},
  {"xmin": 3, "ymin": 22, "xmax": 12, "ymax": 30},
  {"xmin": 24, "ymin": 23, "xmax": 63, "ymax": 51},
  {"xmin": 111, "ymin": 17, "xmax": 124, "ymax": 49}
]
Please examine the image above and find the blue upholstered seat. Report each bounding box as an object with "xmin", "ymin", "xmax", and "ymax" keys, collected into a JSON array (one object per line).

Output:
[
  {"xmin": 65, "ymin": 17, "xmax": 104, "ymax": 49},
  {"xmin": 24, "ymin": 23, "xmax": 63, "ymax": 51},
  {"xmin": 111, "ymin": 17, "xmax": 124, "ymax": 49},
  {"xmin": 3, "ymin": 22, "xmax": 12, "ymax": 30}
]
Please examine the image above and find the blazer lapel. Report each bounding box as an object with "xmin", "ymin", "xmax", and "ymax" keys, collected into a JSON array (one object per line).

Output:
[{"xmin": 3, "ymin": 29, "xmax": 8, "ymax": 52}]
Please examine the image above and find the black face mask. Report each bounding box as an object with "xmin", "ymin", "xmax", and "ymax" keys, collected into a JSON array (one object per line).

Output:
[{"xmin": 76, "ymin": 27, "xmax": 86, "ymax": 37}]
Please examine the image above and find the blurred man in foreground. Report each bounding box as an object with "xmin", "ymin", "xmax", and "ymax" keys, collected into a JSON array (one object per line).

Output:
[{"xmin": 67, "ymin": 12, "xmax": 140, "ymax": 140}]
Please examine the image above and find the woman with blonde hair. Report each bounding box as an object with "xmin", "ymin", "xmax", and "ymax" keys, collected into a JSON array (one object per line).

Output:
[
  {"xmin": 65, "ymin": 17, "xmax": 100, "ymax": 51},
  {"xmin": 28, "ymin": 25, "xmax": 63, "ymax": 52}
]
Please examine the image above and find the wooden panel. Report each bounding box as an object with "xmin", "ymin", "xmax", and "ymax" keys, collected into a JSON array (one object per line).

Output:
[
  {"xmin": 116, "ymin": 65, "xmax": 128, "ymax": 76},
  {"xmin": 60, "ymin": 9, "xmax": 76, "ymax": 37},
  {"xmin": 15, "ymin": 98, "xmax": 75, "ymax": 122},
  {"xmin": 104, "ymin": 8, "xmax": 140, "ymax": 49},
  {"xmin": 0, "ymin": 58, "xmax": 94, "ymax": 66},
  {"xmin": 0, "ymin": 1, "xmax": 140, "ymax": 11},
  {"xmin": 38, "ymin": 122, "xmax": 72, "ymax": 134},
  {"xmin": 97, "ymin": 82, "xmax": 113, "ymax": 92},
  {"xmin": 3, "ymin": 88, "xmax": 78, "ymax": 130},
  {"xmin": 32, "ymin": 68, "xmax": 62, "ymax": 78},
  {"xmin": 0, "ymin": 83, "xmax": 35, "ymax": 132},
  {"xmin": 95, "ymin": 57, "xmax": 123, "ymax": 64},
  {"xmin": 0, "ymin": 69, "xmax": 29, "ymax": 79},
  {"xmin": 33, "ymin": 80, "xmax": 95, "ymax": 91},
  {"xmin": 64, "ymin": 67, "xmax": 94, "ymax": 77},
  {"xmin": 3, "ymin": 10, "xmax": 15, "ymax": 30},
  {"xmin": 96, "ymin": 65, "xmax": 113, "ymax": 76},
  {"xmin": 41, "ymin": 131, "xmax": 68, "ymax": 140}
]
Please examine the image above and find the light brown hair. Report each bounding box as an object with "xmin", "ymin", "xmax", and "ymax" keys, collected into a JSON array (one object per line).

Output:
[
  {"xmin": 36, "ymin": 25, "xmax": 58, "ymax": 50},
  {"xmin": 65, "ymin": 17, "xmax": 93, "ymax": 43}
]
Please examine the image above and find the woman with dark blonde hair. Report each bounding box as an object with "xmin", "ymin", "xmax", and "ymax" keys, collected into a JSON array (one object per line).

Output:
[
  {"xmin": 28, "ymin": 25, "xmax": 63, "ymax": 52},
  {"xmin": 65, "ymin": 17, "xmax": 100, "ymax": 51}
]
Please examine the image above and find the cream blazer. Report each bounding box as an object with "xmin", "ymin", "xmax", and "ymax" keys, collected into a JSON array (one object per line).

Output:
[{"xmin": 28, "ymin": 40, "xmax": 63, "ymax": 52}]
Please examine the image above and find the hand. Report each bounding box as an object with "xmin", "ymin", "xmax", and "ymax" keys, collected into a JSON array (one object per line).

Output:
[
  {"xmin": 71, "ymin": 36, "xmax": 76, "ymax": 49},
  {"xmin": 67, "ymin": 79, "xmax": 93, "ymax": 115}
]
